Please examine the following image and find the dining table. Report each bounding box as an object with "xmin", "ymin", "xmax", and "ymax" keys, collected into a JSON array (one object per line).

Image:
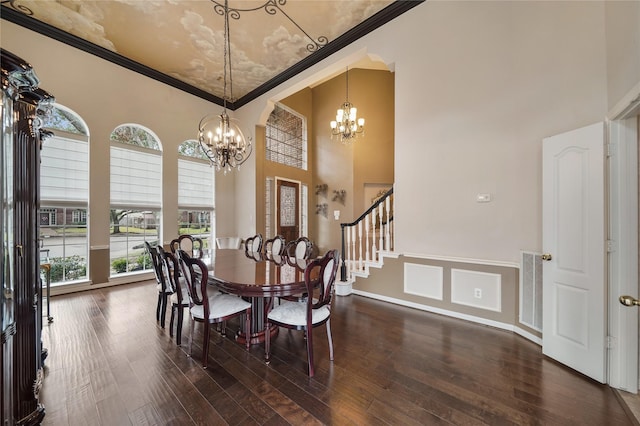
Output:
[{"xmin": 201, "ymin": 248, "xmax": 310, "ymax": 346}]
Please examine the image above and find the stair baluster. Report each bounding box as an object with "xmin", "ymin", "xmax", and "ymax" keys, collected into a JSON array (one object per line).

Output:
[
  {"xmin": 371, "ymin": 208, "xmax": 377, "ymax": 262},
  {"xmin": 365, "ymin": 214, "xmax": 370, "ymax": 263},
  {"xmin": 385, "ymin": 196, "xmax": 391, "ymax": 252},
  {"xmin": 378, "ymin": 203, "xmax": 384, "ymax": 255},
  {"xmin": 358, "ymin": 220, "xmax": 363, "ymax": 271},
  {"xmin": 339, "ymin": 187, "xmax": 393, "ymax": 282}
]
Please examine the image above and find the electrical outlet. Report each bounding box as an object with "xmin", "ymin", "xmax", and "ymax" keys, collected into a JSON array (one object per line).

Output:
[{"xmin": 474, "ymin": 288, "xmax": 482, "ymax": 299}]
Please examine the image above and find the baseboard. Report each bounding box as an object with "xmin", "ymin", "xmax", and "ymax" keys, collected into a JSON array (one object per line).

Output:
[{"xmin": 352, "ymin": 289, "xmax": 541, "ymax": 346}]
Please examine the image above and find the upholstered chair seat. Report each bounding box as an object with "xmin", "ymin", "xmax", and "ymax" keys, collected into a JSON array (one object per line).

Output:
[{"xmin": 267, "ymin": 300, "xmax": 330, "ymax": 327}]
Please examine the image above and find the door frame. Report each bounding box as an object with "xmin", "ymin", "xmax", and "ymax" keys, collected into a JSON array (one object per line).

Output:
[
  {"xmin": 608, "ymin": 82, "xmax": 640, "ymax": 391},
  {"xmin": 274, "ymin": 176, "xmax": 302, "ymax": 241}
]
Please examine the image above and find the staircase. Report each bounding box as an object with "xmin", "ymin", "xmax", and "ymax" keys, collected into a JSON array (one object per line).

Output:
[{"xmin": 336, "ymin": 187, "xmax": 396, "ymax": 296}]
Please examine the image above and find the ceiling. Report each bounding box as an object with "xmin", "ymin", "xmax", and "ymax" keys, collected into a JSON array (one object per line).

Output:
[{"xmin": 1, "ymin": 0, "xmax": 422, "ymax": 109}]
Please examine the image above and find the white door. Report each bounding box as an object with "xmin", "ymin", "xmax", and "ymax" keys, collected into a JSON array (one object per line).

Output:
[{"xmin": 542, "ymin": 122, "xmax": 606, "ymax": 383}]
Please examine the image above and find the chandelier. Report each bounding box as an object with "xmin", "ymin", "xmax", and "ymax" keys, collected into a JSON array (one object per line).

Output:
[
  {"xmin": 198, "ymin": 0, "xmax": 252, "ymax": 173},
  {"xmin": 330, "ymin": 67, "xmax": 365, "ymax": 143}
]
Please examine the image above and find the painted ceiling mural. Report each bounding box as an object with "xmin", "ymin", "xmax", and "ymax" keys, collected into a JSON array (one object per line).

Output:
[{"xmin": 1, "ymin": 0, "xmax": 419, "ymax": 107}]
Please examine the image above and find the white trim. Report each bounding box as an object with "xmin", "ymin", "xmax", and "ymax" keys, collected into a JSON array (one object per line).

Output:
[
  {"xmin": 608, "ymin": 81, "xmax": 640, "ymax": 120},
  {"xmin": 607, "ymin": 80, "xmax": 640, "ymax": 392},
  {"xmin": 50, "ymin": 280, "xmax": 92, "ymax": 296},
  {"xmin": 177, "ymin": 205, "xmax": 215, "ymax": 211},
  {"xmin": 90, "ymin": 245, "xmax": 109, "ymax": 250},
  {"xmin": 402, "ymin": 252, "xmax": 519, "ymax": 269},
  {"xmin": 335, "ymin": 280, "xmax": 352, "ymax": 296},
  {"xmin": 352, "ymin": 289, "xmax": 523, "ymax": 335},
  {"xmin": 378, "ymin": 250, "xmax": 400, "ymax": 259},
  {"xmin": 108, "ymin": 272, "xmax": 155, "ymax": 286},
  {"xmin": 514, "ymin": 326, "xmax": 542, "ymax": 346},
  {"xmin": 275, "ymin": 176, "xmax": 303, "ymax": 238},
  {"xmin": 49, "ymin": 272, "xmax": 153, "ymax": 296},
  {"xmin": 607, "ymin": 114, "xmax": 639, "ymax": 392}
]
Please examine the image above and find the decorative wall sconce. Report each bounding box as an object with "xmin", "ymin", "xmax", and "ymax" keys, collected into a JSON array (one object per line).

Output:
[
  {"xmin": 332, "ymin": 189, "xmax": 346, "ymax": 205},
  {"xmin": 315, "ymin": 183, "xmax": 328, "ymax": 196},
  {"xmin": 315, "ymin": 203, "xmax": 328, "ymax": 217}
]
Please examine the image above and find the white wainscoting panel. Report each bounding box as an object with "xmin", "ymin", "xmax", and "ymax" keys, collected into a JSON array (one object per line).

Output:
[
  {"xmin": 404, "ymin": 263, "xmax": 443, "ymax": 300},
  {"xmin": 451, "ymin": 268, "xmax": 501, "ymax": 312}
]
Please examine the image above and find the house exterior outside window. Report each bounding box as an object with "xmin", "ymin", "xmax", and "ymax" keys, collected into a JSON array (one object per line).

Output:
[{"xmin": 109, "ymin": 124, "xmax": 162, "ymax": 276}]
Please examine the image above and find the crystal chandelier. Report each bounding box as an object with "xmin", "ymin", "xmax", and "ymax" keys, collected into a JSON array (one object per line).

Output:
[
  {"xmin": 330, "ymin": 67, "xmax": 365, "ymax": 143},
  {"xmin": 198, "ymin": 0, "xmax": 252, "ymax": 173}
]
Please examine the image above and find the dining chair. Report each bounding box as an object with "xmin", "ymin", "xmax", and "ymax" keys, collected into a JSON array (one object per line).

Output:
[
  {"xmin": 158, "ymin": 246, "xmax": 189, "ymax": 345},
  {"xmin": 170, "ymin": 234, "xmax": 204, "ymax": 258},
  {"xmin": 177, "ymin": 250, "xmax": 252, "ymax": 368},
  {"xmin": 146, "ymin": 241, "xmax": 172, "ymax": 328},
  {"xmin": 244, "ymin": 233, "xmax": 263, "ymax": 253},
  {"xmin": 264, "ymin": 249, "xmax": 339, "ymax": 377},
  {"xmin": 280, "ymin": 236, "xmax": 314, "ymax": 302},
  {"xmin": 264, "ymin": 235, "xmax": 286, "ymax": 256},
  {"xmin": 285, "ymin": 236, "xmax": 313, "ymax": 260}
]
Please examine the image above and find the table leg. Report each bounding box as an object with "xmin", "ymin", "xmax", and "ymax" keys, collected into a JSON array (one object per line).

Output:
[{"xmin": 235, "ymin": 297, "xmax": 278, "ymax": 346}]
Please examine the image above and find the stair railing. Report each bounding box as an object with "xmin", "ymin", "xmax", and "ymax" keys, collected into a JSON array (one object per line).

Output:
[{"xmin": 340, "ymin": 187, "xmax": 394, "ymax": 281}]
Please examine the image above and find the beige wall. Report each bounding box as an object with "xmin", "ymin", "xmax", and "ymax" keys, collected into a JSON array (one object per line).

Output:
[
  {"xmin": 392, "ymin": 1, "xmax": 610, "ymax": 263},
  {"xmin": 352, "ymin": 69, "xmax": 395, "ymax": 216},
  {"xmin": 605, "ymin": 1, "xmax": 640, "ymax": 110}
]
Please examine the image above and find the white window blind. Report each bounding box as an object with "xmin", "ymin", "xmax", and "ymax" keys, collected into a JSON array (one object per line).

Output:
[
  {"xmin": 178, "ymin": 158, "xmax": 214, "ymax": 209},
  {"xmin": 40, "ymin": 136, "xmax": 88, "ymax": 204},
  {"xmin": 110, "ymin": 145, "xmax": 161, "ymax": 209}
]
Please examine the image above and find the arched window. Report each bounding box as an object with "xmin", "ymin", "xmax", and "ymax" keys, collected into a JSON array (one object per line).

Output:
[
  {"xmin": 109, "ymin": 124, "xmax": 162, "ymax": 276},
  {"xmin": 40, "ymin": 104, "xmax": 89, "ymax": 284},
  {"xmin": 178, "ymin": 140, "xmax": 214, "ymax": 248}
]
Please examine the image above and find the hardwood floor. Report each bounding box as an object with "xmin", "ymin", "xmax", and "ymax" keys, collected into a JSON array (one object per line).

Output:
[{"xmin": 39, "ymin": 280, "xmax": 632, "ymax": 425}]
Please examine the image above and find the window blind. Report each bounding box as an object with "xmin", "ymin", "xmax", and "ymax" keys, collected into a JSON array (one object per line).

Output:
[
  {"xmin": 40, "ymin": 136, "xmax": 88, "ymax": 204},
  {"xmin": 110, "ymin": 145, "xmax": 161, "ymax": 209},
  {"xmin": 178, "ymin": 158, "xmax": 214, "ymax": 209}
]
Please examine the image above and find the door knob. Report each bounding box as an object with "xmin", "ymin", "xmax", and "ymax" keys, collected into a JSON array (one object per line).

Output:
[
  {"xmin": 541, "ymin": 253, "xmax": 552, "ymax": 261},
  {"xmin": 619, "ymin": 295, "xmax": 640, "ymax": 307}
]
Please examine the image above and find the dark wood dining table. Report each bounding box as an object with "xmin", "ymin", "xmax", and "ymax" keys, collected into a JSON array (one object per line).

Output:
[{"xmin": 202, "ymin": 248, "xmax": 309, "ymax": 345}]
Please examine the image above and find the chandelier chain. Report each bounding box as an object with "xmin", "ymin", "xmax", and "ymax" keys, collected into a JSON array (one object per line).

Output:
[
  {"xmin": 197, "ymin": 0, "xmax": 252, "ymax": 173},
  {"xmin": 345, "ymin": 66, "xmax": 349, "ymax": 103},
  {"xmin": 223, "ymin": 0, "xmax": 231, "ymax": 108},
  {"xmin": 329, "ymin": 66, "xmax": 365, "ymax": 143}
]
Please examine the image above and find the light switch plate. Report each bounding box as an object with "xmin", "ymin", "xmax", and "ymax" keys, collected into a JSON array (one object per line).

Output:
[{"xmin": 476, "ymin": 193, "xmax": 491, "ymax": 203}]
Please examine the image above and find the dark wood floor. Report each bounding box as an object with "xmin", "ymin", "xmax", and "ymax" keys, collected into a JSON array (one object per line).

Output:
[{"xmin": 39, "ymin": 280, "xmax": 633, "ymax": 425}]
